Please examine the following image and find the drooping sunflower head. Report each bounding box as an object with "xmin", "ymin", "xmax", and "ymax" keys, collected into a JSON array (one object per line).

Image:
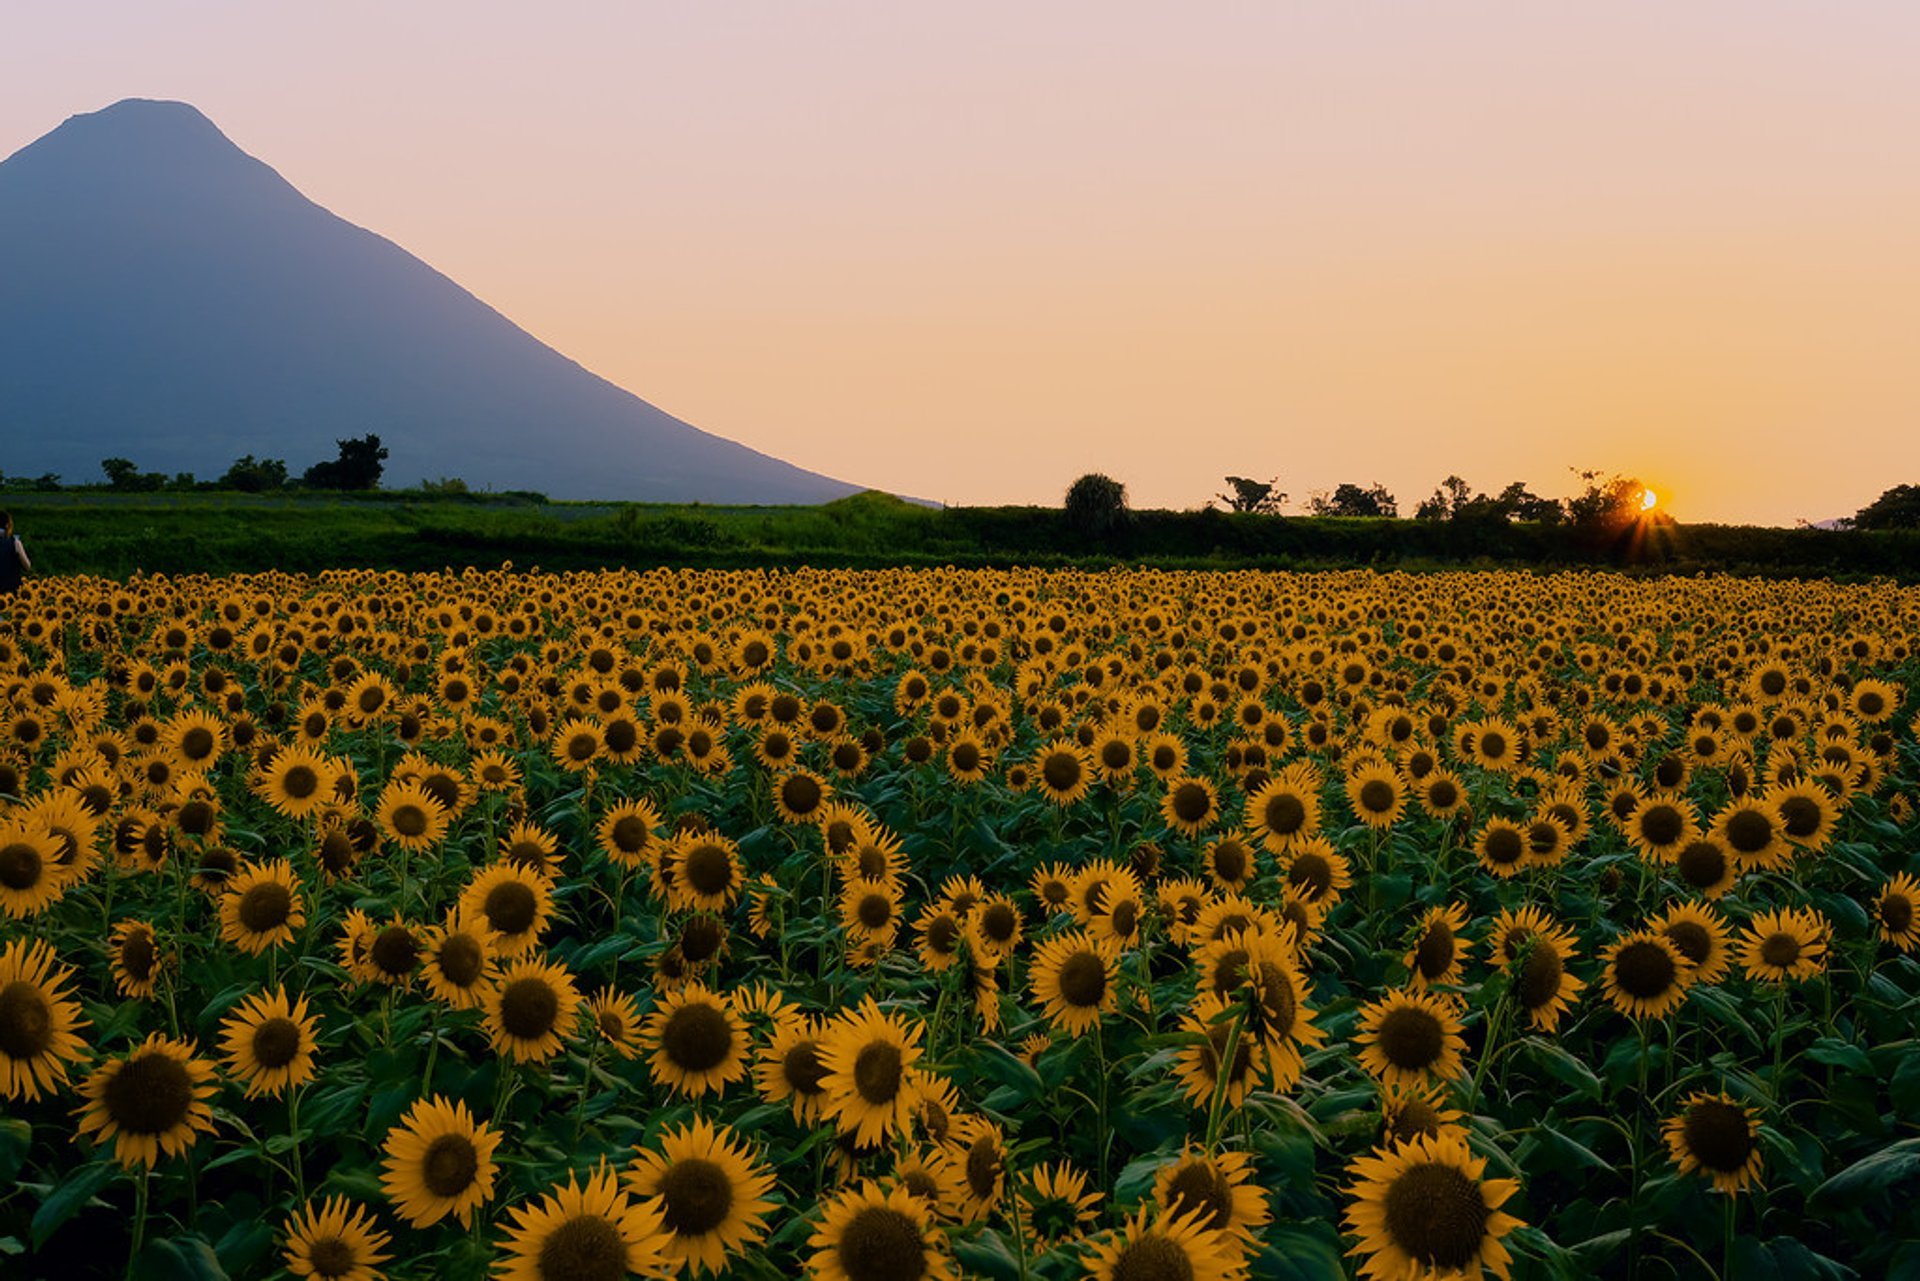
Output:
[{"xmin": 1663, "ymin": 1092, "xmax": 1763, "ymax": 1194}]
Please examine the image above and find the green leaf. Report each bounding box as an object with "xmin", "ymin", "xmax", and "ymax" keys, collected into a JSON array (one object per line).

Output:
[
  {"xmin": 951, "ymin": 1229, "xmax": 1022, "ymax": 1280},
  {"xmin": 1812, "ymin": 1137, "xmax": 1920, "ymax": 1207},
  {"xmin": 31, "ymin": 1159, "xmax": 121, "ymax": 1250},
  {"xmin": 1258, "ymin": 1223, "xmax": 1348, "ymax": 1281},
  {"xmin": 134, "ymin": 1236, "xmax": 231, "ymax": 1281},
  {"xmin": 1805, "ymin": 1037, "xmax": 1874, "ymax": 1076},
  {"xmin": 1521, "ymin": 1039, "xmax": 1602, "ymax": 1099}
]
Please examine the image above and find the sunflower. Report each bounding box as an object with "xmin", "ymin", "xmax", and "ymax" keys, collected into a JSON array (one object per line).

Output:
[
  {"xmin": 497, "ymin": 821, "xmax": 563, "ymax": 879},
  {"xmin": 379, "ymin": 1095, "xmax": 501, "ymax": 1228},
  {"xmin": 1152, "ymin": 1147, "xmax": 1270, "ymax": 1257},
  {"xmin": 281, "ymin": 1196, "xmax": 391, "ymax": 1281},
  {"xmin": 818, "ymin": 999, "xmax": 926, "ymax": 1145},
  {"xmin": 0, "ymin": 821, "xmax": 65, "ymax": 918},
  {"xmin": 941, "ymin": 1115, "xmax": 1007, "ymax": 1223},
  {"xmin": 1171, "ymin": 992, "xmax": 1272, "ymax": 1112},
  {"xmin": 588, "ymin": 987, "xmax": 646, "ymax": 1060},
  {"xmin": 1280, "ymin": 837, "xmax": 1350, "ymax": 912},
  {"xmin": 109, "ymin": 918, "xmax": 163, "ymax": 999},
  {"xmin": 1082, "ymin": 1205, "xmax": 1244, "ymax": 1281},
  {"xmin": 217, "ymin": 985, "xmax": 320, "ymax": 1098},
  {"xmin": 258, "ymin": 744, "xmax": 338, "ymax": 820},
  {"xmin": 166, "ymin": 708, "xmax": 227, "ymax": 767},
  {"xmin": 1031, "ymin": 863, "xmax": 1077, "ymax": 916},
  {"xmin": 756, "ymin": 1014, "xmax": 831, "ymax": 1122},
  {"xmin": 1162, "ymin": 775, "xmax": 1223, "ymax": 837},
  {"xmin": 1032, "ymin": 741, "xmax": 1092, "ymax": 807},
  {"xmin": 1877, "ymin": 872, "xmax": 1920, "ymax": 953},
  {"xmin": 483, "ymin": 956, "xmax": 582, "ymax": 1063},
  {"xmin": 1600, "ymin": 931, "xmax": 1694, "ymax": 1020},
  {"xmin": 218, "ymin": 858, "xmax": 307, "ymax": 955},
  {"xmin": 495, "ymin": 1163, "xmax": 670, "ymax": 1281},
  {"xmin": 1648, "ymin": 901, "xmax": 1733, "ymax": 985},
  {"xmin": 1625, "ymin": 795, "xmax": 1695, "ymax": 862},
  {"xmin": 363, "ymin": 918, "xmax": 424, "ymax": 987},
  {"xmin": 914, "ymin": 904, "xmax": 965, "ymax": 973},
  {"xmin": 773, "ymin": 769, "xmax": 832, "ymax": 825},
  {"xmin": 459, "ymin": 863, "xmax": 553, "ymax": 957},
  {"xmin": 668, "ymin": 831, "xmax": 744, "ymax": 913},
  {"xmin": 1353, "ymin": 990, "xmax": 1468, "ymax": 1090},
  {"xmin": 1712, "ymin": 797, "xmax": 1789, "ymax": 871},
  {"xmin": 1347, "ymin": 764, "xmax": 1406, "ymax": 830},
  {"xmin": 1670, "ymin": 833, "xmax": 1739, "ymax": 898},
  {"xmin": 75, "ymin": 1033, "xmax": 218, "ymax": 1167},
  {"xmin": 421, "ymin": 910, "xmax": 499, "ymax": 1009},
  {"xmin": 1474, "ymin": 820, "xmax": 1529, "ymax": 879},
  {"xmin": 1244, "ymin": 773, "xmax": 1321, "ymax": 852},
  {"xmin": 597, "ymin": 798, "xmax": 663, "ymax": 870},
  {"xmin": 1020, "ymin": 1161, "xmax": 1102, "ymax": 1250},
  {"xmin": 1736, "ymin": 906, "xmax": 1830, "ymax": 983},
  {"xmin": 1343, "ymin": 1130, "xmax": 1523, "ymax": 1281},
  {"xmin": 1379, "ymin": 1082, "xmax": 1467, "ymax": 1149},
  {"xmin": 1663, "ymin": 1092, "xmax": 1764, "ymax": 1194},
  {"xmin": 1201, "ymin": 832, "xmax": 1258, "ymax": 893},
  {"xmin": 1765, "ymin": 779, "xmax": 1839, "ymax": 853},
  {"xmin": 1404, "ymin": 903, "xmax": 1473, "ymax": 992},
  {"xmin": 1029, "ymin": 930, "xmax": 1120, "ymax": 1038},
  {"xmin": 624, "ymin": 1117, "xmax": 777, "ymax": 1275},
  {"xmin": 374, "ymin": 780, "xmax": 449, "ymax": 852},
  {"xmin": 0, "ymin": 937, "xmax": 89, "ymax": 1101},
  {"xmin": 1508, "ymin": 924, "xmax": 1585, "ymax": 1034},
  {"xmin": 644, "ymin": 981, "xmax": 748, "ymax": 1099},
  {"xmin": 806, "ymin": 1180, "xmax": 953, "ymax": 1281},
  {"xmin": 1417, "ymin": 769, "xmax": 1469, "ymax": 821}
]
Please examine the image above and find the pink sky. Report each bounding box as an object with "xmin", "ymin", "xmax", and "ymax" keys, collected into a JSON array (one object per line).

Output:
[{"xmin": 6, "ymin": 2, "xmax": 1918, "ymax": 523}]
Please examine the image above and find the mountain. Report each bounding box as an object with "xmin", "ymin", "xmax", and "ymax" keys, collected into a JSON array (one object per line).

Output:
[{"xmin": 0, "ymin": 99, "xmax": 864, "ymax": 503}]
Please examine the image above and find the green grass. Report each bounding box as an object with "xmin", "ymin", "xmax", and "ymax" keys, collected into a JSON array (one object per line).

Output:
[{"xmin": 5, "ymin": 489, "xmax": 1918, "ymax": 579}]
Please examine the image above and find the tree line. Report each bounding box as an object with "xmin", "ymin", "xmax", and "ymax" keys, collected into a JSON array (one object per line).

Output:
[{"xmin": 0, "ymin": 435, "xmax": 391, "ymax": 494}]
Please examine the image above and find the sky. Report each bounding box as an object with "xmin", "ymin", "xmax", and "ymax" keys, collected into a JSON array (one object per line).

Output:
[{"xmin": 5, "ymin": 2, "xmax": 1919, "ymax": 524}]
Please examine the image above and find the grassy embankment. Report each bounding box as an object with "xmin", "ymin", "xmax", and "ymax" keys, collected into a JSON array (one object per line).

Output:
[{"xmin": 5, "ymin": 489, "xmax": 1917, "ymax": 579}]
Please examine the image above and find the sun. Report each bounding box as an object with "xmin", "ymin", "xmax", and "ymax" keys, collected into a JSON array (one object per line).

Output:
[{"xmin": 1640, "ymin": 487, "xmax": 1658, "ymax": 512}]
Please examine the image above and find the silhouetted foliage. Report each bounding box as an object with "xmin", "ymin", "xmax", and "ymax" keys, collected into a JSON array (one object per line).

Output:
[
  {"xmin": 1565, "ymin": 469, "xmax": 1645, "ymax": 531},
  {"xmin": 221, "ymin": 455, "xmax": 288, "ymax": 492},
  {"xmin": 100, "ymin": 457, "xmax": 166, "ymax": 492},
  {"xmin": 1852, "ymin": 484, "xmax": 1920, "ymax": 530},
  {"xmin": 303, "ymin": 434, "xmax": 389, "ymax": 490},
  {"xmin": 1309, "ymin": 482, "xmax": 1398, "ymax": 518},
  {"xmin": 1065, "ymin": 473, "xmax": 1130, "ymax": 542},
  {"xmin": 1216, "ymin": 476, "xmax": 1286, "ymax": 514}
]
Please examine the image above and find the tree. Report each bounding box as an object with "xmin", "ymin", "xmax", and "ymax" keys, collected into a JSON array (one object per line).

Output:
[
  {"xmin": 221, "ymin": 455, "xmax": 289, "ymax": 492},
  {"xmin": 1852, "ymin": 484, "xmax": 1920, "ymax": 530},
  {"xmin": 1492, "ymin": 481, "xmax": 1564, "ymax": 524},
  {"xmin": 1564, "ymin": 469, "xmax": 1645, "ymax": 531},
  {"xmin": 100, "ymin": 457, "xmax": 164, "ymax": 492},
  {"xmin": 1064, "ymin": 473, "xmax": 1130, "ymax": 542},
  {"xmin": 1216, "ymin": 476, "xmax": 1286, "ymax": 514},
  {"xmin": 1309, "ymin": 482, "xmax": 1398, "ymax": 518},
  {"xmin": 303, "ymin": 434, "xmax": 389, "ymax": 490}
]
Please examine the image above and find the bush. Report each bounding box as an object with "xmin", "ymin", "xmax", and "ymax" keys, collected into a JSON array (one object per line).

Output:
[{"xmin": 1064, "ymin": 473, "xmax": 1130, "ymax": 544}]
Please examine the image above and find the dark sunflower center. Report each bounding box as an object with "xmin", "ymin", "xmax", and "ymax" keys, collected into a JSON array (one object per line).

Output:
[
  {"xmin": 1676, "ymin": 841, "xmax": 1728, "ymax": 888},
  {"xmin": 437, "ymin": 934, "xmax": 485, "ymax": 987},
  {"xmin": 499, "ymin": 977, "xmax": 561, "ymax": 1040},
  {"xmin": 104, "ymin": 1050, "xmax": 194, "ymax": 1135},
  {"xmin": 1388, "ymin": 1096, "xmax": 1442, "ymax": 1144},
  {"xmin": 1759, "ymin": 933, "xmax": 1800, "ymax": 969},
  {"xmin": 249, "ymin": 1016, "xmax": 302, "ymax": 1069},
  {"xmin": 370, "ymin": 926, "xmax": 419, "ymax": 976},
  {"xmin": 852, "ymin": 1041, "xmax": 904, "ymax": 1104},
  {"xmin": 1415, "ymin": 922, "xmax": 1456, "ymax": 980},
  {"xmin": 391, "ymin": 805, "xmax": 429, "ymax": 838},
  {"xmin": 981, "ymin": 903, "xmax": 1017, "ymax": 942},
  {"xmin": 1056, "ymin": 951, "xmax": 1108, "ymax": 1008},
  {"xmin": 680, "ymin": 842, "xmax": 735, "ymax": 897},
  {"xmin": 1883, "ymin": 894, "xmax": 1914, "ymax": 934},
  {"xmin": 857, "ymin": 893, "xmax": 894, "ymax": 930},
  {"xmin": 604, "ymin": 721, "xmax": 638, "ymax": 754},
  {"xmin": 1377, "ymin": 1006, "xmax": 1444, "ymax": 1070},
  {"xmin": 306, "ymin": 1235, "xmax": 358, "ymax": 1279},
  {"xmin": 1212, "ymin": 842, "xmax": 1248, "ymax": 882},
  {"xmin": 1517, "ymin": 945, "xmax": 1564, "ymax": 1010},
  {"xmin": 837, "ymin": 1205, "xmax": 927, "ymax": 1281},
  {"xmin": 282, "ymin": 766, "xmax": 319, "ymax": 799},
  {"xmin": 181, "ymin": 728, "xmax": 215, "ymax": 760},
  {"xmin": 421, "ymin": 1133, "xmax": 479, "ymax": 1197},
  {"xmin": 1110, "ymin": 899, "xmax": 1139, "ymax": 938},
  {"xmin": 610, "ymin": 817, "xmax": 649, "ymax": 854},
  {"xmin": 0, "ymin": 841, "xmax": 44, "ymax": 890},
  {"xmin": 952, "ymin": 743, "xmax": 981, "ymax": 772},
  {"xmin": 1359, "ymin": 780, "xmax": 1396, "ymax": 814},
  {"xmin": 925, "ymin": 915, "xmax": 959, "ymax": 955},
  {"xmin": 119, "ymin": 931, "xmax": 157, "ymax": 980},
  {"xmin": 1381, "ymin": 1161, "xmax": 1490, "ymax": 1269},
  {"xmin": 658, "ymin": 1156, "xmax": 735, "ymax": 1236},
  {"xmin": 484, "ymin": 881, "xmax": 538, "ymax": 936},
  {"xmin": 505, "ymin": 841, "xmax": 548, "ymax": 872},
  {"xmin": 1663, "ymin": 921, "xmax": 1710, "ymax": 966},
  {"xmin": 1614, "ymin": 940, "xmax": 1678, "ymax": 997},
  {"xmin": 1290, "ymin": 853, "xmax": 1332, "ymax": 896},
  {"xmin": 781, "ymin": 775, "xmax": 823, "ymax": 815},
  {"xmin": 1110, "ymin": 1233, "xmax": 1196, "ymax": 1281},
  {"xmin": 1172, "ymin": 784, "xmax": 1211, "ymax": 823},
  {"xmin": 679, "ymin": 916, "xmax": 724, "ymax": 962},
  {"xmin": 856, "ymin": 846, "xmax": 891, "ymax": 879},
  {"xmin": 237, "ymin": 881, "xmax": 293, "ymax": 934},
  {"xmin": 0, "ymin": 980, "xmax": 53, "ymax": 1058},
  {"xmin": 1101, "ymin": 741, "xmax": 1130, "ymax": 770},
  {"xmin": 783, "ymin": 1040, "xmax": 829, "ymax": 1095},
  {"xmin": 1483, "ymin": 828, "xmax": 1524, "ymax": 865},
  {"xmin": 965, "ymin": 1136, "xmax": 1000, "ymax": 1199},
  {"xmin": 1042, "ymin": 753, "xmax": 1082, "ymax": 793},
  {"xmin": 1724, "ymin": 809, "xmax": 1772, "ymax": 854},
  {"xmin": 1777, "ymin": 796, "xmax": 1821, "ymax": 838},
  {"xmin": 1265, "ymin": 792, "xmax": 1306, "ymax": 834},
  {"xmin": 1639, "ymin": 805, "xmax": 1684, "ymax": 846},
  {"xmin": 1252, "ymin": 960, "xmax": 1297, "ymax": 1036},
  {"xmin": 1166, "ymin": 1160, "xmax": 1235, "ymax": 1232},
  {"xmin": 535, "ymin": 1212, "xmax": 627, "ymax": 1281},
  {"xmin": 662, "ymin": 1003, "xmax": 733, "ymax": 1072},
  {"xmin": 1683, "ymin": 1100, "xmax": 1753, "ymax": 1172}
]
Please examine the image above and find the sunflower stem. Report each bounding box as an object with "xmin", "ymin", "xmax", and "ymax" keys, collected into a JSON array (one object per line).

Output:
[
  {"xmin": 571, "ymin": 1037, "xmax": 602, "ymax": 1150},
  {"xmin": 288, "ymin": 1084, "xmax": 306, "ymax": 1206},
  {"xmin": 1202, "ymin": 1001, "xmax": 1247, "ymax": 1153},
  {"xmin": 422, "ymin": 1002, "xmax": 444, "ymax": 1090},
  {"xmin": 125, "ymin": 1166, "xmax": 149, "ymax": 1279},
  {"xmin": 1092, "ymin": 1017, "xmax": 1114, "ymax": 1190}
]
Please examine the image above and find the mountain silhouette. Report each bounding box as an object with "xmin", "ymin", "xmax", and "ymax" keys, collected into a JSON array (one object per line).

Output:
[{"xmin": 0, "ymin": 99, "xmax": 864, "ymax": 502}]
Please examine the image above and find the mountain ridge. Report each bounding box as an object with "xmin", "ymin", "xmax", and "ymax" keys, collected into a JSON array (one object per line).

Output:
[{"xmin": 0, "ymin": 98, "xmax": 866, "ymax": 503}]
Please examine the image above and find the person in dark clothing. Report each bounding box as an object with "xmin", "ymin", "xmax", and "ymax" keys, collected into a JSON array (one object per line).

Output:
[{"xmin": 0, "ymin": 511, "xmax": 30, "ymax": 596}]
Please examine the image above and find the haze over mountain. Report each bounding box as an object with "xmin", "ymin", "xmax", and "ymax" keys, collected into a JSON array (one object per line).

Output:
[{"xmin": 0, "ymin": 98, "xmax": 864, "ymax": 503}]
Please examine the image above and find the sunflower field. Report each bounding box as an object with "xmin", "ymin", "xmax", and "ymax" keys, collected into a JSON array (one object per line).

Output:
[{"xmin": 1, "ymin": 567, "xmax": 1917, "ymax": 1281}]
